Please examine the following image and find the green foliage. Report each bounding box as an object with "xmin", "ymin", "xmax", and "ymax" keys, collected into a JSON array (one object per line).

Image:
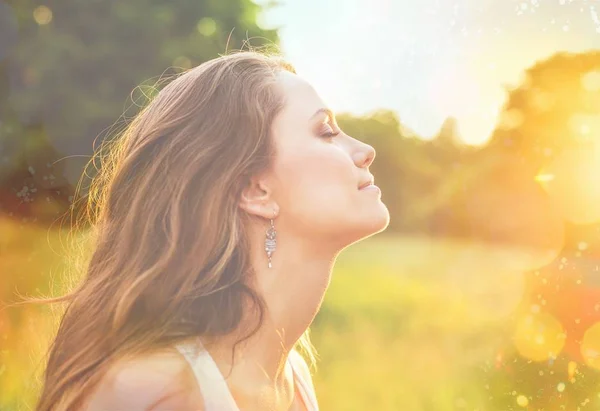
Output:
[
  {"xmin": 0, "ymin": 0, "xmax": 278, "ymax": 221},
  {"xmin": 5, "ymin": 0, "xmax": 278, "ymax": 144}
]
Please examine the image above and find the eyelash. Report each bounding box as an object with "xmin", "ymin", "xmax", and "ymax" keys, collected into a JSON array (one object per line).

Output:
[{"xmin": 319, "ymin": 124, "xmax": 341, "ymax": 139}]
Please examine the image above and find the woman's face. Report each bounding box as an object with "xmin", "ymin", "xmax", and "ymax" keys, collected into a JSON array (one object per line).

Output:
[{"xmin": 268, "ymin": 71, "xmax": 390, "ymax": 248}]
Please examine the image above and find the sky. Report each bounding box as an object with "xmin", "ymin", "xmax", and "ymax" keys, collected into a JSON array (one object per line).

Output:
[{"xmin": 257, "ymin": 0, "xmax": 600, "ymax": 145}]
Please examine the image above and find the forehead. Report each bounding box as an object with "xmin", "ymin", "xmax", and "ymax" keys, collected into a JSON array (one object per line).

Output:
[{"xmin": 273, "ymin": 71, "xmax": 328, "ymax": 126}]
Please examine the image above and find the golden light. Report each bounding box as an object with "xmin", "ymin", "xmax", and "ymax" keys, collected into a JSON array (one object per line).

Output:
[
  {"xmin": 466, "ymin": 164, "xmax": 565, "ymax": 266},
  {"xmin": 540, "ymin": 147, "xmax": 600, "ymax": 225},
  {"xmin": 33, "ymin": 6, "xmax": 53, "ymax": 25},
  {"xmin": 513, "ymin": 312, "xmax": 566, "ymax": 362},
  {"xmin": 534, "ymin": 173, "xmax": 555, "ymax": 183},
  {"xmin": 516, "ymin": 395, "xmax": 529, "ymax": 407},
  {"xmin": 442, "ymin": 254, "xmax": 525, "ymax": 322},
  {"xmin": 568, "ymin": 113, "xmax": 600, "ymax": 142},
  {"xmin": 568, "ymin": 360, "xmax": 577, "ymax": 383},
  {"xmin": 497, "ymin": 108, "xmax": 525, "ymax": 131},
  {"xmin": 457, "ymin": 113, "xmax": 498, "ymax": 146},
  {"xmin": 581, "ymin": 70, "xmax": 600, "ymax": 92},
  {"xmin": 528, "ymin": 89, "xmax": 556, "ymax": 112},
  {"xmin": 580, "ymin": 322, "xmax": 600, "ymax": 370}
]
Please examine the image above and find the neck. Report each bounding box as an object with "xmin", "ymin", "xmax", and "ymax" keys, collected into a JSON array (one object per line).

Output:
[{"xmin": 200, "ymin": 228, "xmax": 338, "ymax": 407}]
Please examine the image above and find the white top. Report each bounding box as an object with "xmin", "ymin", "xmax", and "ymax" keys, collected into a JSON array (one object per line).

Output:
[{"xmin": 175, "ymin": 338, "xmax": 319, "ymax": 410}]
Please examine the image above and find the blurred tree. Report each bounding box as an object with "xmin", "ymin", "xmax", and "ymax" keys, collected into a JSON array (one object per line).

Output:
[
  {"xmin": 488, "ymin": 50, "xmax": 600, "ymax": 173},
  {"xmin": 338, "ymin": 110, "xmax": 478, "ymax": 236},
  {"xmin": 0, "ymin": 0, "xmax": 278, "ymax": 224},
  {"xmin": 338, "ymin": 110, "xmax": 437, "ymax": 234},
  {"xmin": 479, "ymin": 50, "xmax": 600, "ymax": 411},
  {"xmin": 459, "ymin": 51, "xmax": 600, "ymax": 249},
  {"xmin": 434, "ymin": 116, "xmax": 462, "ymax": 148}
]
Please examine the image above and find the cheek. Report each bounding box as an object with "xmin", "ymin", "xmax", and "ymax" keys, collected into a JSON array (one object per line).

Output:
[{"xmin": 275, "ymin": 148, "xmax": 354, "ymax": 220}]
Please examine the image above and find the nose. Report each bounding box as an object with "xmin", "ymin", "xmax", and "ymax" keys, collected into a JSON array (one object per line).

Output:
[{"xmin": 353, "ymin": 142, "xmax": 376, "ymax": 169}]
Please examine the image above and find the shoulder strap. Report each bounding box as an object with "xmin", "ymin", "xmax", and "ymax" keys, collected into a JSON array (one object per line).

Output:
[
  {"xmin": 175, "ymin": 338, "xmax": 240, "ymax": 411},
  {"xmin": 288, "ymin": 350, "xmax": 320, "ymax": 411},
  {"xmin": 176, "ymin": 340, "xmax": 319, "ymax": 411}
]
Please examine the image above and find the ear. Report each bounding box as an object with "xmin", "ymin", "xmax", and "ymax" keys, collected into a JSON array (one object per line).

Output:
[{"xmin": 238, "ymin": 175, "xmax": 279, "ymax": 220}]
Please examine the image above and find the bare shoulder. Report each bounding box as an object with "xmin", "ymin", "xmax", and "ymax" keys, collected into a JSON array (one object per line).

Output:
[{"xmin": 85, "ymin": 346, "xmax": 204, "ymax": 410}]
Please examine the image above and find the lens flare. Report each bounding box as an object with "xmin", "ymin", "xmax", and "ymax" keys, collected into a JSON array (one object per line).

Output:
[
  {"xmin": 513, "ymin": 312, "xmax": 566, "ymax": 362},
  {"xmin": 580, "ymin": 322, "xmax": 600, "ymax": 370},
  {"xmin": 540, "ymin": 146, "xmax": 600, "ymax": 225}
]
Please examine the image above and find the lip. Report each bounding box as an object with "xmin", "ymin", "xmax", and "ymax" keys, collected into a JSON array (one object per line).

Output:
[
  {"xmin": 358, "ymin": 178, "xmax": 375, "ymax": 190},
  {"xmin": 359, "ymin": 184, "xmax": 380, "ymax": 193}
]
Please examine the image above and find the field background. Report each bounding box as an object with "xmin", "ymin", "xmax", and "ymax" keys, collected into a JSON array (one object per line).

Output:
[{"xmin": 2, "ymin": 218, "xmax": 584, "ymax": 410}]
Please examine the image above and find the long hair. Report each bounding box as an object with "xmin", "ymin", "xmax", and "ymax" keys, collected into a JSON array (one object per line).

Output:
[{"xmin": 35, "ymin": 50, "xmax": 317, "ymax": 411}]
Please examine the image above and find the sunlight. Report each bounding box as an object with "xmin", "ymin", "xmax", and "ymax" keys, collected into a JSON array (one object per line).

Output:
[
  {"xmin": 539, "ymin": 145, "xmax": 600, "ymax": 225},
  {"xmin": 6, "ymin": 1, "xmax": 600, "ymax": 409},
  {"xmin": 581, "ymin": 69, "xmax": 600, "ymax": 92},
  {"xmin": 569, "ymin": 113, "xmax": 600, "ymax": 143},
  {"xmin": 534, "ymin": 173, "xmax": 555, "ymax": 183}
]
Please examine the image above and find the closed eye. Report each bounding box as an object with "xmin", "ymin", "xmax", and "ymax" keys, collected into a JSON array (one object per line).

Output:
[
  {"xmin": 311, "ymin": 108, "xmax": 341, "ymax": 139},
  {"xmin": 319, "ymin": 123, "xmax": 341, "ymax": 138}
]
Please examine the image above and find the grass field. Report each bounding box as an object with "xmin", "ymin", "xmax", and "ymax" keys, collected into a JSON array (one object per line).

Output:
[
  {"xmin": 310, "ymin": 235, "xmax": 539, "ymax": 411},
  {"xmin": 0, "ymin": 221, "xmax": 562, "ymax": 410}
]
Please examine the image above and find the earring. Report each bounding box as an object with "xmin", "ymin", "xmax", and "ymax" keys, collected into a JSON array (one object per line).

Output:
[{"xmin": 265, "ymin": 211, "xmax": 277, "ymax": 269}]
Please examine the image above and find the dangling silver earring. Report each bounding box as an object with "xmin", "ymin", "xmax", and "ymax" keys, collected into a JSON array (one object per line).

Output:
[{"xmin": 265, "ymin": 211, "xmax": 277, "ymax": 268}]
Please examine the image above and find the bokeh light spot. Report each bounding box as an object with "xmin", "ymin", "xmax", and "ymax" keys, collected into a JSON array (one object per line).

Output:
[
  {"xmin": 33, "ymin": 6, "xmax": 53, "ymax": 25},
  {"xmin": 516, "ymin": 395, "xmax": 529, "ymax": 407},
  {"xmin": 197, "ymin": 17, "xmax": 216, "ymax": 37},
  {"xmin": 580, "ymin": 322, "xmax": 600, "ymax": 370},
  {"xmin": 568, "ymin": 113, "xmax": 600, "ymax": 142},
  {"xmin": 513, "ymin": 312, "xmax": 566, "ymax": 361}
]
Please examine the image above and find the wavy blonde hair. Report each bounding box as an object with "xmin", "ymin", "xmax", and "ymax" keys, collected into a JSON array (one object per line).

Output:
[{"xmin": 35, "ymin": 50, "xmax": 317, "ymax": 411}]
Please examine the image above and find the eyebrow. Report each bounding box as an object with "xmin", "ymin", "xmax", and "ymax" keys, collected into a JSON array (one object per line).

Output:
[{"xmin": 310, "ymin": 108, "xmax": 336, "ymax": 122}]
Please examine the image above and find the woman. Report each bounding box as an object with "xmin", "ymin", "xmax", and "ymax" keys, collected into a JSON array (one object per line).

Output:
[{"xmin": 37, "ymin": 51, "xmax": 389, "ymax": 410}]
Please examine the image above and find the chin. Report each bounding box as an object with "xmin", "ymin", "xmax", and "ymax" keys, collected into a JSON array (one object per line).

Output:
[
  {"xmin": 368, "ymin": 205, "xmax": 391, "ymax": 235},
  {"xmin": 348, "ymin": 203, "xmax": 391, "ymax": 243}
]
